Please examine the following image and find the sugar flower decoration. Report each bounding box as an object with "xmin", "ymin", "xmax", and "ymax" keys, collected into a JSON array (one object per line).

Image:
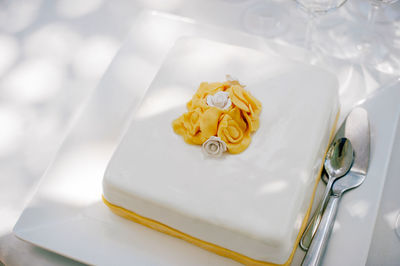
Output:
[
  {"xmin": 172, "ymin": 76, "xmax": 262, "ymax": 155},
  {"xmin": 206, "ymin": 91, "xmax": 231, "ymax": 110},
  {"xmin": 202, "ymin": 136, "xmax": 227, "ymax": 158}
]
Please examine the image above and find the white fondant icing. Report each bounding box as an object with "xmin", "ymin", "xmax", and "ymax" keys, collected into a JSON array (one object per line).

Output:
[{"xmin": 103, "ymin": 37, "xmax": 339, "ymax": 264}]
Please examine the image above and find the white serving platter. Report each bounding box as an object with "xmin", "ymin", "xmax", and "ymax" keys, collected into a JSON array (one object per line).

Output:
[{"xmin": 13, "ymin": 10, "xmax": 400, "ymax": 266}]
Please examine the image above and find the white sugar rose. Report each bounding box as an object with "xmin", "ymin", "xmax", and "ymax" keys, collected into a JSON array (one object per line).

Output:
[
  {"xmin": 206, "ymin": 91, "xmax": 231, "ymax": 110},
  {"xmin": 202, "ymin": 136, "xmax": 227, "ymax": 158}
]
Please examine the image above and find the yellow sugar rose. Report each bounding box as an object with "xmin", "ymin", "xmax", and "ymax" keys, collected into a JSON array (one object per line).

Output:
[
  {"xmin": 217, "ymin": 107, "xmax": 251, "ymax": 154},
  {"xmin": 172, "ymin": 107, "xmax": 206, "ymax": 145},
  {"xmin": 200, "ymin": 107, "xmax": 224, "ymax": 139},
  {"xmin": 242, "ymin": 110, "xmax": 260, "ymax": 133},
  {"xmin": 228, "ymin": 85, "xmax": 262, "ymax": 117}
]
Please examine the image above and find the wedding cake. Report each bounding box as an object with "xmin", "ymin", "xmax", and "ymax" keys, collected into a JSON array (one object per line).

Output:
[{"xmin": 102, "ymin": 37, "xmax": 339, "ymax": 265}]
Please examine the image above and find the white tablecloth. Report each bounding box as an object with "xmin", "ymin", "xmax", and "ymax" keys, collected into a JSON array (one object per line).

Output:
[{"xmin": 1, "ymin": 0, "xmax": 399, "ymax": 265}]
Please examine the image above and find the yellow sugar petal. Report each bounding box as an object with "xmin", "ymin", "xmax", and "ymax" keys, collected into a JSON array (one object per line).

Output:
[
  {"xmin": 226, "ymin": 133, "xmax": 251, "ymax": 154},
  {"xmin": 200, "ymin": 107, "xmax": 223, "ymax": 138}
]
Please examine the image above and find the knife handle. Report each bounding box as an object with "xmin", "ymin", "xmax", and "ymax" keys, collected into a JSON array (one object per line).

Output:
[
  {"xmin": 300, "ymin": 177, "xmax": 335, "ymax": 251},
  {"xmin": 302, "ymin": 195, "xmax": 340, "ymax": 266}
]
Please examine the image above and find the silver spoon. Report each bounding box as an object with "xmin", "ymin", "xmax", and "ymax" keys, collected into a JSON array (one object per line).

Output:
[{"xmin": 300, "ymin": 137, "xmax": 354, "ymax": 251}]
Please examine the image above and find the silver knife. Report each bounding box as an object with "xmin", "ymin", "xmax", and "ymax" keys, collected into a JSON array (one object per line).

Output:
[{"xmin": 302, "ymin": 107, "xmax": 371, "ymax": 266}]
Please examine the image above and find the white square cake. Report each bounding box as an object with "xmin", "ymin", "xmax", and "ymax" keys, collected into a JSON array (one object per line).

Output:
[{"xmin": 103, "ymin": 37, "xmax": 339, "ymax": 265}]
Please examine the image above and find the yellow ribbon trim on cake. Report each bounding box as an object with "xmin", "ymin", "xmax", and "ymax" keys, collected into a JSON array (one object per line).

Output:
[{"xmin": 104, "ymin": 110, "xmax": 340, "ymax": 266}]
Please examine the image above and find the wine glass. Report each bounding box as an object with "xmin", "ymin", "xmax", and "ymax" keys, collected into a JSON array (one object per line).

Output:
[
  {"xmin": 346, "ymin": 0, "xmax": 400, "ymax": 24},
  {"xmin": 360, "ymin": 0, "xmax": 400, "ymax": 74},
  {"xmin": 295, "ymin": 0, "xmax": 347, "ymax": 13},
  {"xmin": 300, "ymin": 0, "xmax": 400, "ymax": 76},
  {"xmin": 242, "ymin": 0, "xmax": 291, "ymax": 38},
  {"xmin": 293, "ymin": 0, "xmax": 348, "ymax": 58},
  {"xmin": 335, "ymin": 0, "xmax": 400, "ymax": 74}
]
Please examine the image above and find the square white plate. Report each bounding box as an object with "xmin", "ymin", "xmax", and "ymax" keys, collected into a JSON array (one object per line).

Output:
[{"xmin": 14, "ymin": 10, "xmax": 400, "ymax": 266}]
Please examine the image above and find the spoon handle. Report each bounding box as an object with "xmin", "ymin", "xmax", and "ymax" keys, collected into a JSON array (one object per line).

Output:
[
  {"xmin": 302, "ymin": 195, "xmax": 341, "ymax": 266},
  {"xmin": 300, "ymin": 177, "xmax": 334, "ymax": 251}
]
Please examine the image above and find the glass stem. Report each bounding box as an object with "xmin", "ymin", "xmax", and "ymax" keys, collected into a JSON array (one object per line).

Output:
[
  {"xmin": 305, "ymin": 13, "xmax": 316, "ymax": 51},
  {"xmin": 368, "ymin": 3, "xmax": 380, "ymax": 30},
  {"xmin": 357, "ymin": 2, "xmax": 381, "ymax": 62}
]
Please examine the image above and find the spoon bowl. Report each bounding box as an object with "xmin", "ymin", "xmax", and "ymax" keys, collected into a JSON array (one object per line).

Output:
[{"xmin": 325, "ymin": 137, "xmax": 354, "ymax": 178}]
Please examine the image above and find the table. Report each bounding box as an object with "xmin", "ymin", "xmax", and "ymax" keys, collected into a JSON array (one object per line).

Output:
[{"xmin": 1, "ymin": 0, "xmax": 399, "ymax": 265}]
